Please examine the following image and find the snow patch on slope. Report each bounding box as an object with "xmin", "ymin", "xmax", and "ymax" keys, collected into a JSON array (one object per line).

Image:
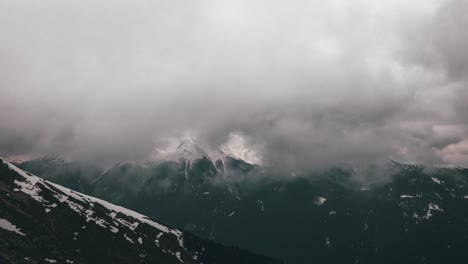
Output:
[
  {"xmin": 431, "ymin": 177, "xmax": 442, "ymax": 184},
  {"xmin": 0, "ymin": 218, "xmax": 26, "ymax": 236},
  {"xmin": 47, "ymin": 180, "xmax": 184, "ymax": 246},
  {"xmin": 2, "ymin": 159, "xmax": 186, "ymax": 251},
  {"xmin": 313, "ymin": 196, "xmax": 327, "ymax": 206},
  {"xmin": 423, "ymin": 203, "xmax": 443, "ymax": 220}
]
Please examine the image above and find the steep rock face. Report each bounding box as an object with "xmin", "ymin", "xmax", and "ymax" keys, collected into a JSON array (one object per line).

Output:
[{"xmin": 0, "ymin": 158, "xmax": 281, "ymax": 264}]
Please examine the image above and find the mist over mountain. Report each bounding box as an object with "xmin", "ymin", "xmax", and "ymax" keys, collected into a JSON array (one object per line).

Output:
[
  {"xmin": 15, "ymin": 150, "xmax": 468, "ymax": 264},
  {"xmin": 1, "ymin": 0, "xmax": 467, "ymax": 169},
  {"xmin": 1, "ymin": 1, "xmax": 468, "ymax": 263}
]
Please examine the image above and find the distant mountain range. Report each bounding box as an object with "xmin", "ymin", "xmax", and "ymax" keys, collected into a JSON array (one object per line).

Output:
[
  {"xmin": 0, "ymin": 157, "xmax": 281, "ymax": 264},
  {"xmin": 12, "ymin": 141, "xmax": 468, "ymax": 264}
]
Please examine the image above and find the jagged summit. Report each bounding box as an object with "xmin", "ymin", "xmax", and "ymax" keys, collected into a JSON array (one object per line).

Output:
[
  {"xmin": 176, "ymin": 137, "xmax": 210, "ymax": 163},
  {"xmin": 219, "ymin": 133, "xmax": 262, "ymax": 165},
  {"xmin": 153, "ymin": 135, "xmax": 213, "ymax": 166},
  {"xmin": 153, "ymin": 132, "xmax": 261, "ymax": 166}
]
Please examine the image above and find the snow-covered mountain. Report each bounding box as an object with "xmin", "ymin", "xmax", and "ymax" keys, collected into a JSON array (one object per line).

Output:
[
  {"xmin": 0, "ymin": 157, "xmax": 281, "ymax": 264},
  {"xmin": 176, "ymin": 138, "xmax": 211, "ymax": 163},
  {"xmin": 153, "ymin": 134, "xmax": 260, "ymax": 167},
  {"xmin": 219, "ymin": 132, "xmax": 262, "ymax": 165}
]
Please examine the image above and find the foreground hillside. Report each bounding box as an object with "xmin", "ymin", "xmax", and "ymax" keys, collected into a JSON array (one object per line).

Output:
[{"xmin": 0, "ymin": 158, "xmax": 281, "ymax": 264}]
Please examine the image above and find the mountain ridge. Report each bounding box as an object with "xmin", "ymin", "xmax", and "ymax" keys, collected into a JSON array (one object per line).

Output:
[
  {"xmin": 15, "ymin": 153, "xmax": 468, "ymax": 264},
  {"xmin": 0, "ymin": 157, "xmax": 282, "ymax": 264}
]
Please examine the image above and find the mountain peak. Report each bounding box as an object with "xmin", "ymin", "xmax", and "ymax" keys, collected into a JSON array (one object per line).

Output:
[
  {"xmin": 219, "ymin": 133, "xmax": 262, "ymax": 165},
  {"xmin": 153, "ymin": 134, "xmax": 212, "ymax": 164},
  {"xmin": 176, "ymin": 137, "xmax": 210, "ymax": 162},
  {"xmin": 152, "ymin": 132, "xmax": 261, "ymax": 167}
]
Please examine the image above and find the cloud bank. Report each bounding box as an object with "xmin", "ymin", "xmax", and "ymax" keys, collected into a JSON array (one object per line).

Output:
[{"xmin": 0, "ymin": 0, "xmax": 467, "ymax": 167}]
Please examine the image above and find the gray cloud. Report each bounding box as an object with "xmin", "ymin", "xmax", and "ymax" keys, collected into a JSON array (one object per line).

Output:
[{"xmin": 0, "ymin": 0, "xmax": 467, "ymax": 167}]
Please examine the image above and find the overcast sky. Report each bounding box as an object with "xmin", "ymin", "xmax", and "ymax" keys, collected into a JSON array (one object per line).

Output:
[{"xmin": 0, "ymin": 0, "xmax": 467, "ymax": 167}]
